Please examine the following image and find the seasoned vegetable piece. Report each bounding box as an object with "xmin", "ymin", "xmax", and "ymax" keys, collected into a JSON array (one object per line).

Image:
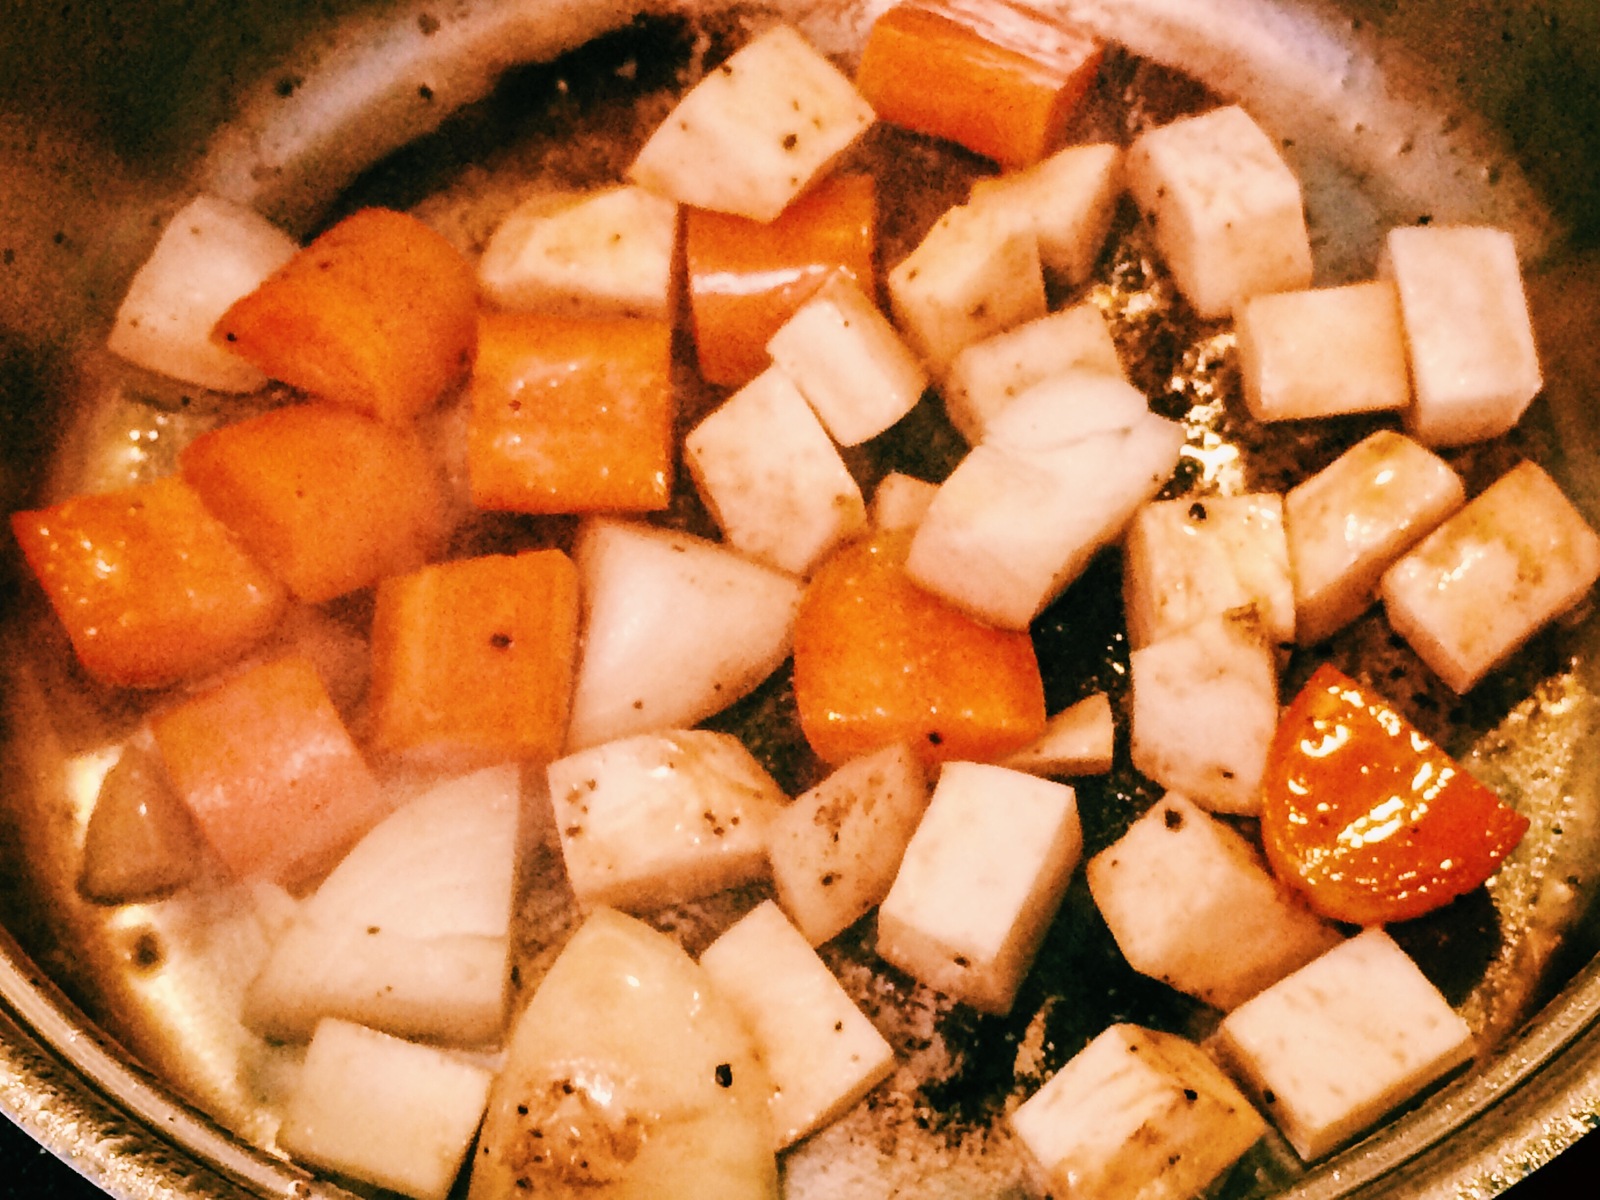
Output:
[
  {"xmin": 869, "ymin": 471, "xmax": 939, "ymax": 533},
  {"xmin": 368, "ymin": 551, "xmax": 580, "ymax": 767},
  {"xmin": 967, "ymin": 141, "xmax": 1122, "ymax": 283},
  {"xmin": 180, "ymin": 402, "xmax": 449, "ymax": 604},
  {"xmin": 467, "ymin": 312, "xmax": 674, "ymax": 513},
  {"xmin": 855, "ymin": 0, "xmax": 1104, "ymax": 168},
  {"xmin": 79, "ymin": 739, "xmax": 204, "ymax": 904},
  {"xmin": 214, "ymin": 207, "xmax": 478, "ymax": 423},
  {"xmin": 1260, "ymin": 664, "xmax": 1530, "ymax": 925},
  {"xmin": 792, "ymin": 530, "xmax": 1046, "ymax": 766},
  {"xmin": 1000, "ymin": 692, "xmax": 1115, "ymax": 777},
  {"xmin": 11, "ymin": 475, "xmax": 288, "ymax": 689},
  {"xmin": 685, "ymin": 173, "xmax": 876, "ymax": 387}
]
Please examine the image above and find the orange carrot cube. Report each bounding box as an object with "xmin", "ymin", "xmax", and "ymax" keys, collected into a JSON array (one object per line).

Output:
[
  {"xmin": 792, "ymin": 530, "xmax": 1046, "ymax": 766},
  {"xmin": 468, "ymin": 313, "xmax": 674, "ymax": 513},
  {"xmin": 686, "ymin": 173, "xmax": 876, "ymax": 387},
  {"xmin": 856, "ymin": 1, "xmax": 1104, "ymax": 169},
  {"xmin": 10, "ymin": 477, "xmax": 287, "ymax": 689},
  {"xmin": 368, "ymin": 550, "xmax": 581, "ymax": 766},
  {"xmin": 180, "ymin": 403, "xmax": 449, "ymax": 604},
  {"xmin": 213, "ymin": 208, "xmax": 478, "ymax": 423},
  {"xmin": 150, "ymin": 655, "xmax": 389, "ymax": 886}
]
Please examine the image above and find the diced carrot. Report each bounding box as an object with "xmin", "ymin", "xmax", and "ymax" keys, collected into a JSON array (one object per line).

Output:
[
  {"xmin": 792, "ymin": 529, "xmax": 1046, "ymax": 766},
  {"xmin": 10, "ymin": 476, "xmax": 287, "ymax": 689},
  {"xmin": 468, "ymin": 312, "xmax": 674, "ymax": 513},
  {"xmin": 686, "ymin": 173, "xmax": 876, "ymax": 387},
  {"xmin": 368, "ymin": 550, "xmax": 581, "ymax": 766},
  {"xmin": 213, "ymin": 208, "xmax": 478, "ymax": 423},
  {"xmin": 179, "ymin": 403, "xmax": 449, "ymax": 604},
  {"xmin": 150, "ymin": 655, "xmax": 390, "ymax": 887},
  {"xmin": 856, "ymin": 0, "xmax": 1104, "ymax": 169}
]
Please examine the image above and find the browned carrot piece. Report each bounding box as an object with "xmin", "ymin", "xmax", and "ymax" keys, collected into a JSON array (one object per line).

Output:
[
  {"xmin": 467, "ymin": 313, "xmax": 674, "ymax": 514},
  {"xmin": 10, "ymin": 477, "xmax": 287, "ymax": 689},
  {"xmin": 213, "ymin": 208, "xmax": 478, "ymax": 423}
]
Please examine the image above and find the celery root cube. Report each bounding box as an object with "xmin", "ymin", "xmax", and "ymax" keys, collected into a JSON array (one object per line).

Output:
[
  {"xmin": 869, "ymin": 472, "xmax": 939, "ymax": 533},
  {"xmin": 1001, "ymin": 692, "xmax": 1115, "ymax": 778},
  {"xmin": 967, "ymin": 141, "xmax": 1123, "ymax": 286}
]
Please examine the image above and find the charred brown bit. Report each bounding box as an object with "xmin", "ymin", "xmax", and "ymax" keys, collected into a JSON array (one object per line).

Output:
[{"xmin": 501, "ymin": 1076, "xmax": 646, "ymax": 1187}]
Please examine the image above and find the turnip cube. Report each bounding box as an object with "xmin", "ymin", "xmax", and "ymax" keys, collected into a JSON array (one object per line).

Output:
[
  {"xmin": 1126, "ymin": 105, "xmax": 1312, "ymax": 319},
  {"xmin": 1236, "ymin": 281, "xmax": 1410, "ymax": 422},
  {"xmin": 1128, "ymin": 614, "xmax": 1278, "ymax": 815},
  {"xmin": 1087, "ymin": 794, "xmax": 1342, "ymax": 1010},
  {"xmin": 549, "ymin": 730, "xmax": 786, "ymax": 912},
  {"xmin": 1383, "ymin": 225, "xmax": 1542, "ymax": 446},
  {"xmin": 1285, "ymin": 431, "xmax": 1466, "ymax": 645},
  {"xmin": 1010, "ymin": 1023, "xmax": 1265, "ymax": 1200},
  {"xmin": 967, "ymin": 142, "xmax": 1123, "ymax": 285},
  {"xmin": 877, "ymin": 762, "xmax": 1082, "ymax": 1014},
  {"xmin": 1381, "ymin": 461, "xmax": 1600, "ymax": 693},
  {"xmin": 1001, "ymin": 692, "xmax": 1115, "ymax": 777},
  {"xmin": 278, "ymin": 1018, "xmax": 492, "ymax": 1200},
  {"xmin": 767, "ymin": 273, "xmax": 929, "ymax": 446},
  {"xmin": 628, "ymin": 24, "xmax": 874, "ymax": 222},
  {"xmin": 108, "ymin": 194, "xmax": 297, "ymax": 393},
  {"xmin": 1215, "ymin": 929, "xmax": 1474, "ymax": 1160},
  {"xmin": 700, "ymin": 901, "xmax": 895, "ymax": 1148},
  {"xmin": 768, "ymin": 742, "xmax": 929, "ymax": 946},
  {"xmin": 886, "ymin": 202, "xmax": 1047, "ymax": 375},
  {"xmin": 1123, "ymin": 492, "xmax": 1295, "ymax": 650},
  {"xmin": 476, "ymin": 185, "xmax": 677, "ymax": 319},
  {"xmin": 685, "ymin": 368, "xmax": 867, "ymax": 577},
  {"xmin": 869, "ymin": 472, "xmax": 939, "ymax": 533}
]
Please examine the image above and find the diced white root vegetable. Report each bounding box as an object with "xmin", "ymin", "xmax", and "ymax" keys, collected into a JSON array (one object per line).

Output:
[
  {"xmin": 1380, "ymin": 461, "xmax": 1600, "ymax": 693},
  {"xmin": 699, "ymin": 901, "xmax": 896, "ymax": 1148},
  {"xmin": 244, "ymin": 766, "xmax": 520, "ymax": 1046},
  {"xmin": 548, "ymin": 730, "xmax": 785, "ymax": 912},
  {"xmin": 470, "ymin": 909, "xmax": 777, "ymax": 1200},
  {"xmin": 1284, "ymin": 430, "xmax": 1466, "ymax": 645},
  {"xmin": 942, "ymin": 301, "xmax": 1126, "ymax": 443},
  {"xmin": 107, "ymin": 194, "xmax": 298, "ymax": 392},
  {"xmin": 627, "ymin": 24, "xmax": 874, "ymax": 222},
  {"xmin": 1086, "ymin": 795, "xmax": 1342, "ymax": 1011},
  {"xmin": 1125, "ymin": 105, "xmax": 1312, "ymax": 319},
  {"xmin": 279, "ymin": 1019, "xmax": 492, "ymax": 1200},
  {"xmin": 768, "ymin": 742, "xmax": 929, "ymax": 946},
  {"xmin": 565, "ymin": 519, "xmax": 802, "ymax": 750},
  {"xmin": 766, "ymin": 273, "xmax": 928, "ymax": 447},
  {"xmin": 476, "ymin": 185, "xmax": 677, "ymax": 319},
  {"xmin": 1010, "ymin": 1023, "xmax": 1265, "ymax": 1200},
  {"xmin": 1214, "ymin": 929, "xmax": 1474, "ymax": 1161},
  {"xmin": 968, "ymin": 142, "xmax": 1124, "ymax": 286},
  {"xmin": 685, "ymin": 368, "xmax": 867, "ymax": 577},
  {"xmin": 1236, "ymin": 281, "xmax": 1411, "ymax": 422},
  {"xmin": 1382, "ymin": 224, "xmax": 1542, "ymax": 447},
  {"xmin": 983, "ymin": 369, "xmax": 1152, "ymax": 447},
  {"xmin": 1128, "ymin": 614, "xmax": 1278, "ymax": 815},
  {"xmin": 869, "ymin": 472, "xmax": 939, "ymax": 533},
  {"xmin": 79, "ymin": 739, "xmax": 203, "ymax": 904},
  {"xmin": 1000, "ymin": 692, "xmax": 1115, "ymax": 777},
  {"xmin": 877, "ymin": 763, "xmax": 1082, "ymax": 1015},
  {"xmin": 1123, "ymin": 492, "xmax": 1295, "ymax": 650},
  {"xmin": 886, "ymin": 202, "xmax": 1048, "ymax": 375}
]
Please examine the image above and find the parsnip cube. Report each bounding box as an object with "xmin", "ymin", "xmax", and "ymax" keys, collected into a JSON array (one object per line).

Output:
[
  {"xmin": 1284, "ymin": 431, "xmax": 1466, "ymax": 645},
  {"xmin": 1126, "ymin": 105, "xmax": 1312, "ymax": 319},
  {"xmin": 1215, "ymin": 929, "xmax": 1474, "ymax": 1161},
  {"xmin": 886, "ymin": 202, "xmax": 1048, "ymax": 375},
  {"xmin": 628, "ymin": 24, "xmax": 874, "ymax": 222},
  {"xmin": 278, "ymin": 1019, "xmax": 491, "ymax": 1200},
  {"xmin": 700, "ymin": 901, "xmax": 895, "ymax": 1147},
  {"xmin": 1383, "ymin": 224, "xmax": 1542, "ymax": 446},
  {"xmin": 767, "ymin": 274, "xmax": 929, "ymax": 446},
  {"xmin": 476, "ymin": 185, "xmax": 677, "ymax": 319},
  {"xmin": 869, "ymin": 472, "xmax": 939, "ymax": 533},
  {"xmin": 967, "ymin": 142, "xmax": 1123, "ymax": 285},
  {"xmin": 1010, "ymin": 1023, "xmax": 1265, "ymax": 1200},
  {"xmin": 942, "ymin": 301, "xmax": 1126, "ymax": 443},
  {"xmin": 1236, "ymin": 281, "xmax": 1410, "ymax": 422},
  {"xmin": 768, "ymin": 742, "xmax": 929, "ymax": 946},
  {"xmin": 1001, "ymin": 692, "xmax": 1115, "ymax": 777},
  {"xmin": 1128, "ymin": 614, "xmax": 1278, "ymax": 815},
  {"xmin": 1381, "ymin": 461, "xmax": 1600, "ymax": 693},
  {"xmin": 685, "ymin": 368, "xmax": 867, "ymax": 577},
  {"xmin": 1087, "ymin": 794, "xmax": 1342, "ymax": 1011},
  {"xmin": 549, "ymin": 730, "xmax": 786, "ymax": 912},
  {"xmin": 1123, "ymin": 493, "xmax": 1295, "ymax": 649},
  {"xmin": 877, "ymin": 762, "xmax": 1082, "ymax": 1014}
]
